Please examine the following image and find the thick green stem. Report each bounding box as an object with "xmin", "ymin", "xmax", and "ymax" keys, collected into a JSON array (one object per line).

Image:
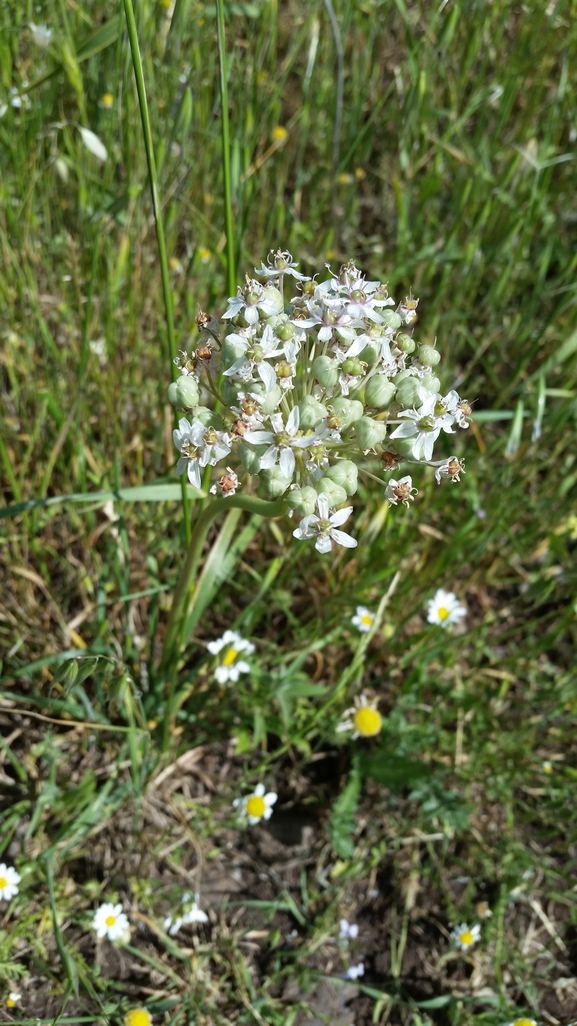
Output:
[
  {"xmin": 158, "ymin": 494, "xmax": 288, "ymax": 685},
  {"xmin": 122, "ymin": 0, "xmax": 191, "ymax": 541}
]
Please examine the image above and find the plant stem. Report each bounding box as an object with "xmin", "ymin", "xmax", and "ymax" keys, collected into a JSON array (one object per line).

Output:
[
  {"xmin": 216, "ymin": 0, "xmax": 236, "ymax": 295},
  {"xmin": 158, "ymin": 494, "xmax": 288, "ymax": 745},
  {"xmin": 122, "ymin": 0, "xmax": 191, "ymax": 541}
]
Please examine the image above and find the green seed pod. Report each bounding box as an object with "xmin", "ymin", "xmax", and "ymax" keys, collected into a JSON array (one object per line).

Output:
[
  {"xmin": 325, "ymin": 459, "xmax": 358, "ymax": 496},
  {"xmin": 341, "ymin": 356, "xmax": 364, "ymax": 376},
  {"xmin": 286, "ymin": 486, "xmax": 318, "ymax": 517},
  {"xmin": 330, "ymin": 397, "xmax": 364, "ymax": 429},
  {"xmin": 365, "ymin": 375, "xmax": 396, "ymax": 410},
  {"xmin": 421, "ymin": 372, "xmax": 441, "ymax": 393},
  {"xmin": 194, "ymin": 406, "xmax": 224, "ymax": 429},
  {"xmin": 298, "ymin": 395, "xmax": 328, "ymax": 429},
  {"xmin": 393, "ymin": 437, "xmax": 416, "ymax": 458},
  {"xmin": 418, "ymin": 345, "xmax": 441, "ymax": 367},
  {"xmin": 396, "ymin": 378, "xmax": 422, "ymax": 409},
  {"xmin": 396, "ymin": 333, "xmax": 416, "ymax": 354},
  {"xmin": 393, "ymin": 369, "xmax": 412, "ymax": 385},
  {"xmin": 238, "ymin": 442, "xmax": 263, "ymax": 475},
  {"xmin": 381, "ymin": 310, "xmax": 403, "ymax": 331},
  {"xmin": 362, "ymin": 344, "xmax": 380, "ymax": 367},
  {"xmin": 221, "ymin": 337, "xmax": 245, "ymax": 370},
  {"xmin": 220, "ymin": 378, "xmax": 242, "ymax": 406},
  {"xmin": 261, "ymin": 285, "xmax": 284, "ymax": 316},
  {"xmin": 312, "ymin": 355, "xmax": 339, "ymax": 389},
  {"xmin": 353, "ymin": 416, "xmax": 388, "ymax": 449},
  {"xmin": 259, "ymin": 466, "xmax": 291, "ymax": 498},
  {"xmin": 315, "ymin": 477, "xmax": 348, "ymax": 507},
  {"xmin": 167, "ymin": 376, "xmax": 200, "ymax": 410},
  {"xmin": 250, "ymin": 382, "xmax": 283, "ymax": 415}
]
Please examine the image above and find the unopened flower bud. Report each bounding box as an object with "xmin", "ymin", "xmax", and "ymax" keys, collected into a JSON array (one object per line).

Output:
[
  {"xmin": 312, "ymin": 355, "xmax": 339, "ymax": 389},
  {"xmin": 298, "ymin": 396, "xmax": 328, "ymax": 429},
  {"xmin": 167, "ymin": 376, "xmax": 200, "ymax": 410},
  {"xmin": 324, "ymin": 459, "xmax": 358, "ymax": 496},
  {"xmin": 286, "ymin": 486, "xmax": 318, "ymax": 516},
  {"xmin": 365, "ymin": 375, "xmax": 396, "ymax": 409},
  {"xmin": 396, "ymin": 333, "xmax": 416, "ymax": 354},
  {"xmin": 354, "ymin": 416, "xmax": 387, "ymax": 450},
  {"xmin": 315, "ymin": 477, "xmax": 347, "ymax": 507},
  {"xmin": 330, "ymin": 398, "xmax": 364, "ymax": 429},
  {"xmin": 418, "ymin": 345, "xmax": 441, "ymax": 367}
]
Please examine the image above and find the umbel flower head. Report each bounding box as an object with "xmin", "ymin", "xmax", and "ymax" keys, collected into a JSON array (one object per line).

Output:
[
  {"xmin": 0, "ymin": 864, "xmax": 20, "ymax": 900},
  {"xmin": 168, "ymin": 251, "xmax": 470, "ymax": 554}
]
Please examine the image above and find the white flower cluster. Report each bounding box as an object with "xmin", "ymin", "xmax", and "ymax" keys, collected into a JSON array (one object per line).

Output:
[{"xmin": 168, "ymin": 250, "xmax": 470, "ymax": 553}]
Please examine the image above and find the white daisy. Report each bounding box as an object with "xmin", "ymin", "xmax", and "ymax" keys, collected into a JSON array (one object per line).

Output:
[
  {"xmin": 233, "ymin": 783, "xmax": 277, "ymax": 824},
  {"xmin": 339, "ymin": 919, "xmax": 359, "ymax": 942},
  {"xmin": 207, "ymin": 630, "xmax": 255, "ymax": 684},
  {"xmin": 292, "ymin": 493, "xmax": 357, "ymax": 555},
  {"xmin": 164, "ymin": 893, "xmax": 208, "ymax": 934},
  {"xmin": 351, "ymin": 606, "xmax": 374, "ymax": 633},
  {"xmin": 426, "ymin": 588, "xmax": 466, "ymax": 628},
  {"xmin": 505, "ymin": 1019, "xmax": 537, "ymax": 1026},
  {"xmin": 92, "ymin": 902, "xmax": 130, "ymax": 942},
  {"xmin": 336, "ymin": 693, "xmax": 383, "ymax": 739},
  {"xmin": 451, "ymin": 922, "xmax": 481, "ymax": 950},
  {"xmin": 0, "ymin": 864, "xmax": 21, "ymax": 900},
  {"xmin": 6, "ymin": 992, "xmax": 21, "ymax": 1008}
]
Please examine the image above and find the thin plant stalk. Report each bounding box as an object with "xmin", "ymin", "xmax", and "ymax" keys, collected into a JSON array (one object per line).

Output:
[
  {"xmin": 216, "ymin": 0, "xmax": 236, "ymax": 295},
  {"xmin": 122, "ymin": 0, "xmax": 191, "ymax": 541},
  {"xmin": 159, "ymin": 494, "xmax": 288, "ymax": 749}
]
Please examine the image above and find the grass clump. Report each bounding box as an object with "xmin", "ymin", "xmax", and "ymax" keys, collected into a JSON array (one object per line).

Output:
[{"xmin": 1, "ymin": 1, "xmax": 577, "ymax": 1025}]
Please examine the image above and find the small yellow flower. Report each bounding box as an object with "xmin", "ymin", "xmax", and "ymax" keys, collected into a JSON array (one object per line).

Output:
[
  {"xmin": 169, "ymin": 257, "xmax": 183, "ymax": 273},
  {"xmin": 337, "ymin": 694, "xmax": 383, "ymax": 739},
  {"xmin": 326, "ymin": 248, "xmax": 336, "ymax": 260},
  {"xmin": 124, "ymin": 1009, "xmax": 152, "ymax": 1026},
  {"xmin": 272, "ymin": 125, "xmax": 288, "ymax": 143},
  {"xmin": 100, "ymin": 93, "xmax": 114, "ymax": 109},
  {"xmin": 198, "ymin": 247, "xmax": 211, "ymax": 264},
  {"xmin": 337, "ymin": 172, "xmax": 354, "ymax": 185},
  {"xmin": 354, "ymin": 167, "xmax": 365, "ymax": 179}
]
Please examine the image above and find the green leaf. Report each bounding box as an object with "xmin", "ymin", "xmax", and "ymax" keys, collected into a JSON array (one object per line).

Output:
[
  {"xmin": 328, "ymin": 760, "xmax": 361, "ymax": 858},
  {"xmin": 0, "ymin": 483, "xmax": 203, "ymax": 520},
  {"xmin": 359, "ymin": 751, "xmax": 429, "ymax": 792},
  {"xmin": 417, "ymin": 995, "xmax": 452, "ymax": 1009}
]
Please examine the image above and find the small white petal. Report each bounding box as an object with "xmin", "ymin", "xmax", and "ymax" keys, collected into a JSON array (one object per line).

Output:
[{"xmin": 78, "ymin": 127, "xmax": 108, "ymax": 162}]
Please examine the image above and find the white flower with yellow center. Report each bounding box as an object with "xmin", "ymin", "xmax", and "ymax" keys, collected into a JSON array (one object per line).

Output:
[
  {"xmin": 207, "ymin": 630, "xmax": 255, "ymax": 684},
  {"xmin": 451, "ymin": 922, "xmax": 481, "ymax": 950},
  {"xmin": 0, "ymin": 864, "xmax": 20, "ymax": 900},
  {"xmin": 542, "ymin": 760, "xmax": 553, "ymax": 775},
  {"xmin": 92, "ymin": 902, "xmax": 130, "ymax": 941},
  {"xmin": 124, "ymin": 1009, "xmax": 152, "ymax": 1026},
  {"xmin": 336, "ymin": 694, "xmax": 383, "ymax": 739},
  {"xmin": 506, "ymin": 1019, "xmax": 537, "ymax": 1026},
  {"xmin": 351, "ymin": 606, "xmax": 374, "ymax": 633},
  {"xmin": 426, "ymin": 588, "xmax": 466, "ymax": 628},
  {"xmin": 6, "ymin": 992, "xmax": 21, "ymax": 1008},
  {"xmin": 233, "ymin": 783, "xmax": 277, "ymax": 825},
  {"xmin": 293, "ymin": 493, "xmax": 357, "ymax": 554},
  {"xmin": 164, "ymin": 892, "xmax": 209, "ymax": 934}
]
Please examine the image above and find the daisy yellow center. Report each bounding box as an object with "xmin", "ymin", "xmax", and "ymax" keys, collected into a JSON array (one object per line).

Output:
[
  {"xmin": 353, "ymin": 707, "xmax": 382, "ymax": 737},
  {"xmin": 246, "ymin": 795, "xmax": 266, "ymax": 819},
  {"xmin": 0, "ymin": 877, "xmax": 7, "ymax": 889},
  {"xmin": 222, "ymin": 648, "xmax": 238, "ymax": 667},
  {"xmin": 543, "ymin": 763, "xmax": 553, "ymax": 773},
  {"xmin": 125, "ymin": 1011, "xmax": 152, "ymax": 1026},
  {"xmin": 459, "ymin": 930, "xmax": 473, "ymax": 945},
  {"xmin": 361, "ymin": 615, "xmax": 373, "ymax": 625},
  {"xmin": 7, "ymin": 998, "xmax": 16, "ymax": 1007},
  {"xmin": 513, "ymin": 1021, "xmax": 536, "ymax": 1026},
  {"xmin": 438, "ymin": 606, "xmax": 449, "ymax": 621},
  {"xmin": 101, "ymin": 93, "xmax": 113, "ymax": 106},
  {"xmin": 105, "ymin": 915, "xmax": 117, "ymax": 927}
]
